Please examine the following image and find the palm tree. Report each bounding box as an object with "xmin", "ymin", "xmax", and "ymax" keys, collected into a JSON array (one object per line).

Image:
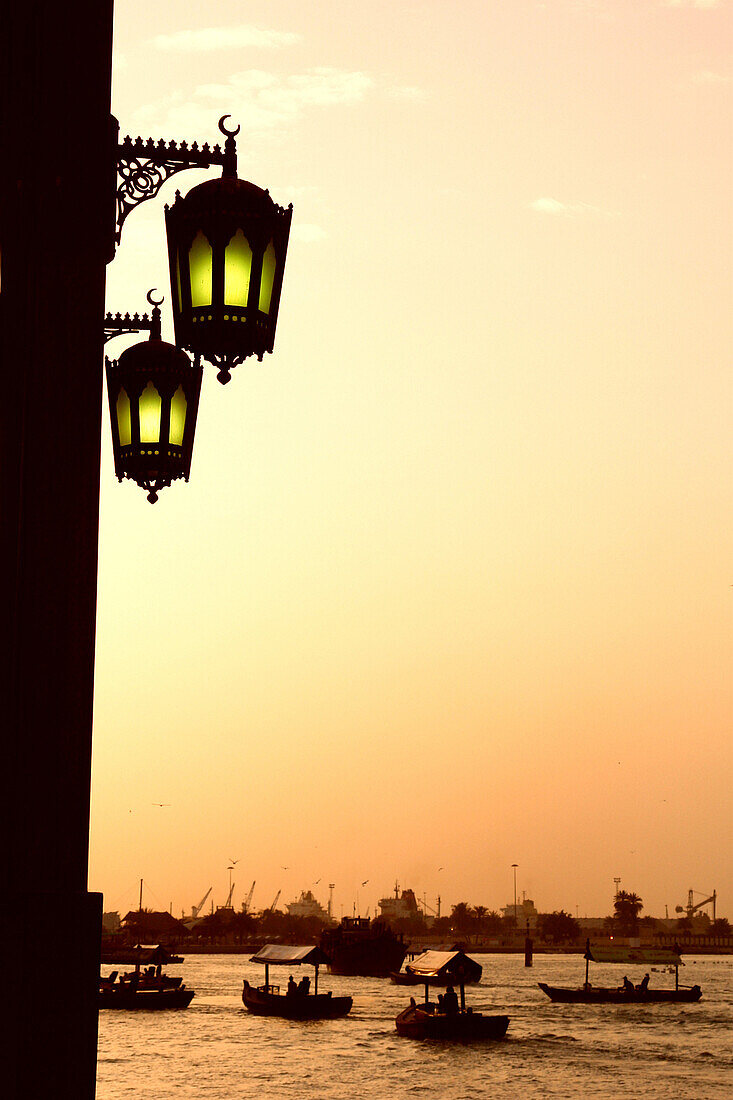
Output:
[{"xmin": 613, "ymin": 890, "xmax": 643, "ymax": 935}]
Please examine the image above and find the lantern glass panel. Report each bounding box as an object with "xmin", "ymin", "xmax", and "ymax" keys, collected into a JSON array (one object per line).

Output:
[
  {"xmin": 116, "ymin": 387, "xmax": 132, "ymax": 446},
  {"xmin": 169, "ymin": 384, "xmax": 187, "ymax": 445},
  {"xmin": 189, "ymin": 231, "xmax": 213, "ymax": 307},
  {"xmin": 259, "ymin": 240, "xmax": 276, "ymax": 314},
  {"xmin": 139, "ymin": 381, "xmax": 162, "ymax": 442},
  {"xmin": 224, "ymin": 229, "xmax": 252, "ymax": 306},
  {"xmin": 175, "ymin": 251, "xmax": 183, "ymax": 311}
]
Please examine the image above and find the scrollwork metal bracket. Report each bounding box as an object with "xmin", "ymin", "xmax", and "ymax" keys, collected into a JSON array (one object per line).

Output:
[
  {"xmin": 103, "ymin": 290, "xmax": 163, "ymax": 343},
  {"xmin": 115, "ymin": 116, "xmax": 239, "ymax": 244}
]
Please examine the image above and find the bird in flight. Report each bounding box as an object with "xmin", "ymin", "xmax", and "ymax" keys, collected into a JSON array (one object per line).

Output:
[
  {"xmin": 362, "ymin": 879, "xmax": 369, "ymax": 886},
  {"xmin": 314, "ymin": 878, "xmax": 321, "ymax": 885},
  {"xmin": 229, "ymin": 859, "xmax": 239, "ymax": 866},
  {"xmin": 438, "ymin": 866, "xmax": 444, "ymax": 871},
  {"xmin": 152, "ymin": 803, "xmax": 170, "ymax": 807},
  {"xmin": 282, "ymin": 865, "xmax": 290, "ymax": 870}
]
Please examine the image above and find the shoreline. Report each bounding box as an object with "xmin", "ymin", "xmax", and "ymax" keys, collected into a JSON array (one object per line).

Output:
[{"xmin": 101, "ymin": 942, "xmax": 733, "ymax": 961}]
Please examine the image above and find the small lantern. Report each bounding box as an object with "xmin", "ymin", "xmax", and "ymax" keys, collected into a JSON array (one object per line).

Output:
[
  {"xmin": 165, "ymin": 119, "xmax": 292, "ymax": 384},
  {"xmin": 106, "ymin": 322, "xmax": 202, "ymax": 503}
]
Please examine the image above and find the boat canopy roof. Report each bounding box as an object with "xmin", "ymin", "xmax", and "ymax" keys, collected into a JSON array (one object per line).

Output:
[
  {"xmin": 250, "ymin": 944, "xmax": 331, "ymax": 967},
  {"xmin": 585, "ymin": 946, "xmax": 683, "ymax": 966},
  {"xmin": 405, "ymin": 950, "xmax": 482, "ymax": 979},
  {"xmin": 131, "ymin": 945, "xmax": 182, "ymax": 964}
]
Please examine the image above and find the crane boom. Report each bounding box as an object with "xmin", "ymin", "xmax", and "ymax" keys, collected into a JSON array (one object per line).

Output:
[
  {"xmin": 242, "ymin": 880, "xmax": 255, "ymax": 913},
  {"xmin": 268, "ymin": 889, "xmax": 281, "ymax": 912},
  {"xmin": 225, "ymin": 880, "xmax": 235, "ymax": 908},
  {"xmin": 192, "ymin": 886, "xmax": 212, "ymax": 918},
  {"xmin": 685, "ymin": 889, "xmax": 716, "ymax": 920}
]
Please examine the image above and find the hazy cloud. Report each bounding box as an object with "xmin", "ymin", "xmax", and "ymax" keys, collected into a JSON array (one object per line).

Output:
[
  {"xmin": 132, "ymin": 68, "xmax": 374, "ymax": 139},
  {"xmin": 663, "ymin": 0, "xmax": 724, "ymax": 9},
  {"xmin": 691, "ymin": 69, "xmax": 730, "ymax": 82},
  {"xmin": 529, "ymin": 197, "xmax": 616, "ymax": 217},
  {"xmin": 151, "ymin": 25, "xmax": 300, "ymax": 52}
]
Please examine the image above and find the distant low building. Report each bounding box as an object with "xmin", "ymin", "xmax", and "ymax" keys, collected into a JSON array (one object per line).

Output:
[
  {"xmin": 577, "ymin": 918, "xmax": 608, "ymax": 933},
  {"xmin": 502, "ymin": 898, "xmax": 539, "ymax": 932},
  {"xmin": 102, "ymin": 911, "xmax": 120, "ymax": 933}
]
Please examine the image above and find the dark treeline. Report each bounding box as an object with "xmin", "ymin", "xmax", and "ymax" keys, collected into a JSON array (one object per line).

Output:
[{"xmin": 110, "ymin": 895, "xmax": 732, "ymax": 948}]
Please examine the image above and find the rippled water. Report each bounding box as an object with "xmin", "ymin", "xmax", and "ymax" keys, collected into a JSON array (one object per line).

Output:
[{"xmin": 96, "ymin": 954, "xmax": 732, "ymax": 1099}]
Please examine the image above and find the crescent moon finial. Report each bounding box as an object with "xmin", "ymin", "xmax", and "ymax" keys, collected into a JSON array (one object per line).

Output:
[
  {"xmin": 146, "ymin": 289, "xmax": 164, "ymax": 307},
  {"xmin": 219, "ymin": 114, "xmax": 241, "ymax": 138}
]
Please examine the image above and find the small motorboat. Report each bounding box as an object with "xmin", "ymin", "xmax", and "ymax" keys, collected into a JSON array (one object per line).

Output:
[
  {"xmin": 538, "ymin": 941, "xmax": 702, "ymax": 1005},
  {"xmin": 98, "ymin": 970, "xmax": 194, "ymax": 1010},
  {"xmin": 390, "ymin": 949, "xmax": 482, "ymax": 986},
  {"xmin": 394, "ymin": 951, "xmax": 508, "ymax": 1042},
  {"xmin": 242, "ymin": 944, "xmax": 353, "ymax": 1020}
]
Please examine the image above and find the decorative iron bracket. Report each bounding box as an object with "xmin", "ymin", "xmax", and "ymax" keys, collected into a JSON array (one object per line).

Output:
[
  {"xmin": 115, "ymin": 116, "xmax": 239, "ymax": 244},
  {"xmin": 103, "ymin": 290, "xmax": 163, "ymax": 343}
]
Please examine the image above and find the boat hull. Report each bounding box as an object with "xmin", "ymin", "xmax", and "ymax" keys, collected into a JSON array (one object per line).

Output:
[
  {"xmin": 395, "ymin": 1003, "xmax": 509, "ymax": 1041},
  {"xmin": 537, "ymin": 983, "xmax": 702, "ymax": 1004},
  {"xmin": 242, "ymin": 980, "xmax": 352, "ymax": 1019},
  {"xmin": 98, "ymin": 986, "xmax": 195, "ymax": 1010}
]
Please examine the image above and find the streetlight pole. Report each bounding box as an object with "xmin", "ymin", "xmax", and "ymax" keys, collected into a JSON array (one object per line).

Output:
[
  {"xmin": 512, "ymin": 864, "xmax": 519, "ymax": 933},
  {"xmin": 2, "ymin": 3, "xmax": 114, "ymax": 1098}
]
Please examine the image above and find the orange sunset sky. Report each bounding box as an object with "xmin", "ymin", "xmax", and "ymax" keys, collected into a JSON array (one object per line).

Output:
[{"xmin": 91, "ymin": 0, "xmax": 731, "ymax": 922}]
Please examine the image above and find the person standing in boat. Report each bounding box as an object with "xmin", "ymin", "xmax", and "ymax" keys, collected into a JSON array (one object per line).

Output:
[{"xmin": 287, "ymin": 975, "xmax": 297, "ymax": 996}]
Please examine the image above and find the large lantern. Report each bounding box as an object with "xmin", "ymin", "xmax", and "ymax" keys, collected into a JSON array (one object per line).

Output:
[
  {"xmin": 106, "ymin": 323, "xmax": 203, "ymax": 503},
  {"xmin": 165, "ymin": 120, "xmax": 292, "ymax": 384}
]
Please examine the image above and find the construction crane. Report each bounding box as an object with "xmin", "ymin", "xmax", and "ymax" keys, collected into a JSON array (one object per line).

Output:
[
  {"xmin": 422, "ymin": 894, "xmax": 441, "ymax": 920},
  {"xmin": 266, "ymin": 889, "xmax": 281, "ymax": 913},
  {"xmin": 190, "ymin": 887, "xmax": 212, "ymax": 920},
  {"xmin": 242, "ymin": 880, "xmax": 256, "ymax": 913},
  {"xmin": 675, "ymin": 889, "xmax": 716, "ymax": 921},
  {"xmin": 223, "ymin": 880, "xmax": 235, "ymax": 909}
]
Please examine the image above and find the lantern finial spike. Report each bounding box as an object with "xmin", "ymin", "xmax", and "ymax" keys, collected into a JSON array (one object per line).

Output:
[
  {"xmin": 146, "ymin": 288, "xmax": 164, "ymax": 340},
  {"xmin": 218, "ymin": 115, "xmax": 239, "ymax": 177},
  {"xmin": 147, "ymin": 489, "xmax": 159, "ymax": 503}
]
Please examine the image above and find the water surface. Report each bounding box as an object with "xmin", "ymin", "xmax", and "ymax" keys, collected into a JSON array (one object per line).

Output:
[{"xmin": 97, "ymin": 953, "xmax": 732, "ymax": 1098}]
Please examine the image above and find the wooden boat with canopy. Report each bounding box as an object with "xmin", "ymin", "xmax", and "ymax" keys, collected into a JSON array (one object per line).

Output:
[
  {"xmin": 394, "ymin": 950, "xmax": 509, "ymax": 1041},
  {"xmin": 538, "ymin": 941, "xmax": 702, "ymax": 1004},
  {"xmin": 98, "ymin": 945, "xmax": 194, "ymax": 1010},
  {"xmin": 242, "ymin": 945, "xmax": 353, "ymax": 1019},
  {"xmin": 391, "ymin": 949, "xmax": 482, "ymax": 986}
]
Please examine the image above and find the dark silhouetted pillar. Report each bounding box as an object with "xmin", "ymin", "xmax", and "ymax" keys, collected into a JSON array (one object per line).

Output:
[{"xmin": 1, "ymin": 3, "xmax": 114, "ymax": 1097}]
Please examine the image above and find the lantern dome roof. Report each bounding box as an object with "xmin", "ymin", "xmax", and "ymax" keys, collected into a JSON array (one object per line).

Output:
[
  {"xmin": 171, "ymin": 175, "xmax": 288, "ymax": 215},
  {"xmin": 118, "ymin": 337, "xmax": 192, "ymax": 371}
]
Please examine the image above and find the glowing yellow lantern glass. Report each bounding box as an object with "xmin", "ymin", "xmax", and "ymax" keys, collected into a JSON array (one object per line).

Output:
[
  {"xmin": 224, "ymin": 229, "xmax": 252, "ymax": 306},
  {"xmin": 189, "ymin": 231, "xmax": 213, "ymax": 307},
  {"xmin": 138, "ymin": 381, "xmax": 162, "ymax": 442},
  {"xmin": 169, "ymin": 385, "xmax": 187, "ymax": 446},
  {"xmin": 116, "ymin": 388, "xmax": 132, "ymax": 446}
]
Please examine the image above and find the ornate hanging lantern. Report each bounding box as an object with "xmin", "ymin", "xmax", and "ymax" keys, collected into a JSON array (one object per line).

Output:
[
  {"xmin": 105, "ymin": 294, "xmax": 203, "ymax": 502},
  {"xmin": 165, "ymin": 117, "xmax": 292, "ymax": 384}
]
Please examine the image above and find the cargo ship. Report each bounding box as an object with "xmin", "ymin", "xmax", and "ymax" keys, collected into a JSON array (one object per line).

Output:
[{"xmin": 320, "ymin": 916, "xmax": 407, "ymax": 977}]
